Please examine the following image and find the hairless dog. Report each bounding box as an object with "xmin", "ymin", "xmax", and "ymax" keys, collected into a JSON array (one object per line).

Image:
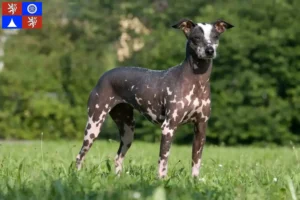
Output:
[{"xmin": 76, "ymin": 18, "xmax": 234, "ymax": 178}]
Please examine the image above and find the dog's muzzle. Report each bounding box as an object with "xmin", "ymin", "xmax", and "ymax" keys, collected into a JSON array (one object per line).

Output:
[{"xmin": 205, "ymin": 46, "xmax": 214, "ymax": 57}]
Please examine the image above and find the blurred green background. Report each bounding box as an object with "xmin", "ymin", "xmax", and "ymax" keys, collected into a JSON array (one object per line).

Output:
[{"xmin": 0, "ymin": 0, "xmax": 299, "ymax": 146}]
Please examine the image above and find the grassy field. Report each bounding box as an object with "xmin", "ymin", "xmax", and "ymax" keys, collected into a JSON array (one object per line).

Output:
[{"xmin": 0, "ymin": 140, "xmax": 299, "ymax": 200}]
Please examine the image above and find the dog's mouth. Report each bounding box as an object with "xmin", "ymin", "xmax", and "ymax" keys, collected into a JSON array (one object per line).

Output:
[
  {"xmin": 200, "ymin": 55, "xmax": 216, "ymax": 60},
  {"xmin": 204, "ymin": 56, "xmax": 214, "ymax": 59}
]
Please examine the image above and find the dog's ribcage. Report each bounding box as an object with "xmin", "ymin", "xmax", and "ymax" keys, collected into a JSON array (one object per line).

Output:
[{"xmin": 104, "ymin": 66, "xmax": 211, "ymax": 125}]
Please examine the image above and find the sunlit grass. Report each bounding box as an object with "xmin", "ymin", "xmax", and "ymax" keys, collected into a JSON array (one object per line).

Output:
[{"xmin": 0, "ymin": 140, "xmax": 299, "ymax": 199}]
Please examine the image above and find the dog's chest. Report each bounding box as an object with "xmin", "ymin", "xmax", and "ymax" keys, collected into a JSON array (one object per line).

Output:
[
  {"xmin": 168, "ymin": 83, "xmax": 211, "ymax": 124},
  {"xmin": 178, "ymin": 95, "xmax": 211, "ymax": 124}
]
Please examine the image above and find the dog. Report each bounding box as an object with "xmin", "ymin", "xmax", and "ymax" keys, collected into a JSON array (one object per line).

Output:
[{"xmin": 75, "ymin": 18, "xmax": 234, "ymax": 178}]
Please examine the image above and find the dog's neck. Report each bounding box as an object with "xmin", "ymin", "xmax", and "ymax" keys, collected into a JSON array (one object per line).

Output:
[{"xmin": 181, "ymin": 53, "xmax": 212, "ymax": 83}]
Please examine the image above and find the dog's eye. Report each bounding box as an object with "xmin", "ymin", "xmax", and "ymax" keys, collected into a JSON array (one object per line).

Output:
[{"xmin": 214, "ymin": 35, "xmax": 219, "ymax": 40}]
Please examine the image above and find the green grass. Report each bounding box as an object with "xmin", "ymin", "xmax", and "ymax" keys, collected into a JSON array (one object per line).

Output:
[{"xmin": 0, "ymin": 140, "xmax": 299, "ymax": 200}]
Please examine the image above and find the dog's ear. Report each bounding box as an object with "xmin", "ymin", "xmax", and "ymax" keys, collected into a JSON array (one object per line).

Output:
[
  {"xmin": 172, "ymin": 19, "xmax": 196, "ymax": 38},
  {"xmin": 214, "ymin": 20, "xmax": 234, "ymax": 33}
]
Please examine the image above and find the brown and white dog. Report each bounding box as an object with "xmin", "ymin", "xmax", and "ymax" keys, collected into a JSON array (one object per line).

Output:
[{"xmin": 76, "ymin": 19, "xmax": 234, "ymax": 178}]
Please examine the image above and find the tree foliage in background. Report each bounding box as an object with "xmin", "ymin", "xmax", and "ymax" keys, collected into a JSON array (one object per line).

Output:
[{"xmin": 0, "ymin": 0, "xmax": 299, "ymax": 145}]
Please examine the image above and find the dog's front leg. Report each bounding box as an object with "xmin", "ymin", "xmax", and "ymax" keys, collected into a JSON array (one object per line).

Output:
[
  {"xmin": 191, "ymin": 122, "xmax": 206, "ymax": 177},
  {"xmin": 158, "ymin": 120, "xmax": 177, "ymax": 178}
]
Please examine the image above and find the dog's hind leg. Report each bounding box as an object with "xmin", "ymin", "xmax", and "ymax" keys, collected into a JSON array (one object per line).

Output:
[
  {"xmin": 76, "ymin": 90, "xmax": 114, "ymax": 170},
  {"xmin": 109, "ymin": 103, "xmax": 135, "ymax": 175}
]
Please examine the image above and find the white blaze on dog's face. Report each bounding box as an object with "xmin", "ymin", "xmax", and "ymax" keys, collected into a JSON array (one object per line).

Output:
[
  {"xmin": 196, "ymin": 23, "xmax": 217, "ymax": 58},
  {"xmin": 172, "ymin": 19, "xmax": 234, "ymax": 59}
]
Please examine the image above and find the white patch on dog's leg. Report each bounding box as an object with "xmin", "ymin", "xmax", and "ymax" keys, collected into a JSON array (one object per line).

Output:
[
  {"xmin": 203, "ymin": 116, "xmax": 209, "ymax": 122},
  {"xmin": 115, "ymin": 155, "xmax": 124, "ymax": 175},
  {"xmin": 162, "ymin": 122, "xmax": 174, "ymax": 137},
  {"xmin": 99, "ymin": 111, "xmax": 107, "ymax": 123},
  {"xmin": 164, "ymin": 151, "xmax": 170, "ymax": 158},
  {"xmin": 158, "ymin": 157, "xmax": 168, "ymax": 178},
  {"xmin": 192, "ymin": 158, "xmax": 201, "ymax": 177}
]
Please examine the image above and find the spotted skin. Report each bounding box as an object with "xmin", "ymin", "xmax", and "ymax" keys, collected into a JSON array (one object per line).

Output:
[
  {"xmin": 75, "ymin": 18, "xmax": 234, "ymax": 178},
  {"xmin": 76, "ymin": 87, "xmax": 118, "ymax": 170}
]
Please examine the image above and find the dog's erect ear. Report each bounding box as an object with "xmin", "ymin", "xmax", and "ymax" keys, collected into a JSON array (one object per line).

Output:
[
  {"xmin": 172, "ymin": 19, "xmax": 196, "ymax": 38},
  {"xmin": 214, "ymin": 20, "xmax": 234, "ymax": 33}
]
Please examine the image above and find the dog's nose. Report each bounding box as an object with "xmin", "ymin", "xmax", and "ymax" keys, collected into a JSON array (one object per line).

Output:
[{"xmin": 205, "ymin": 46, "xmax": 214, "ymax": 56}]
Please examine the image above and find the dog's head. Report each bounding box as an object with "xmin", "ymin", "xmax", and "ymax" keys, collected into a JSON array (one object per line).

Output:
[{"xmin": 172, "ymin": 19, "xmax": 234, "ymax": 60}]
